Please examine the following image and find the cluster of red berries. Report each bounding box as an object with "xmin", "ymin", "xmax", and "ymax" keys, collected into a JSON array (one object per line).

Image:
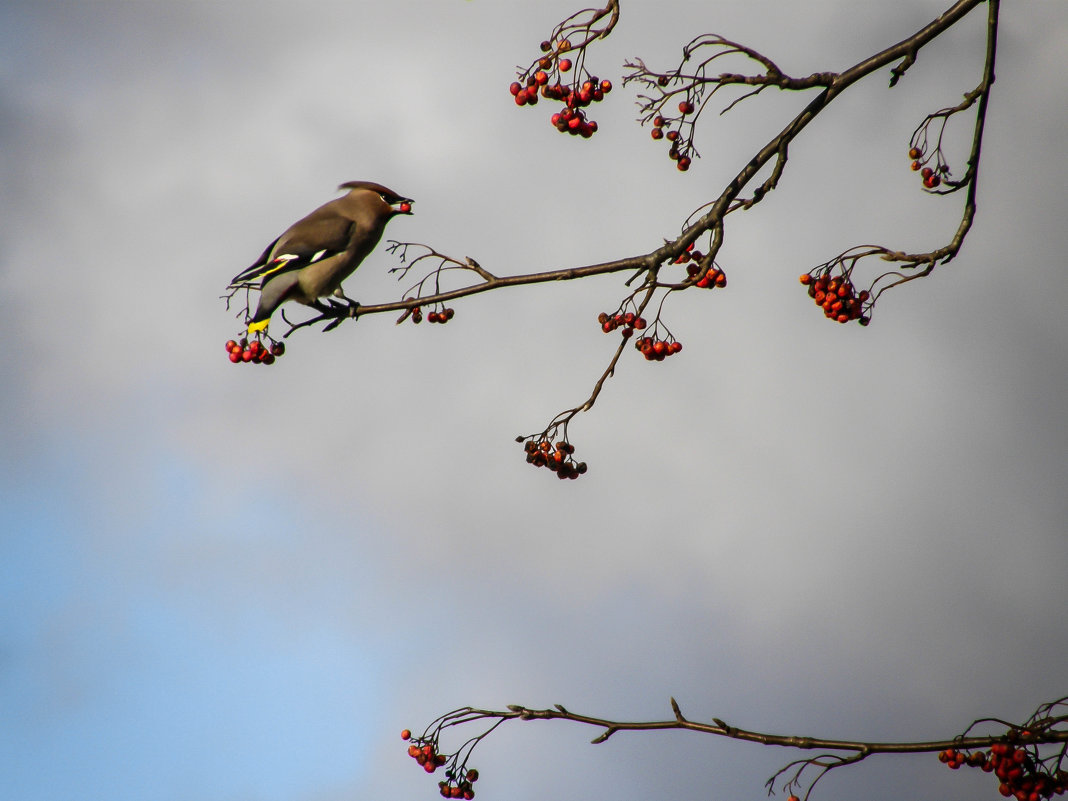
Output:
[
  {"xmin": 224, "ymin": 337, "xmax": 285, "ymax": 365},
  {"xmin": 597, "ymin": 310, "xmax": 647, "ymax": 338},
  {"xmin": 510, "ymin": 39, "xmax": 612, "ymax": 139},
  {"xmin": 649, "ymin": 101, "xmax": 696, "ymax": 171},
  {"xmin": 401, "ymin": 729, "xmax": 479, "ymax": 799},
  {"xmin": 799, "ymin": 272, "xmax": 870, "ymax": 325},
  {"xmin": 436, "ymin": 774, "xmax": 478, "ymax": 800},
  {"xmin": 681, "ymin": 259, "xmax": 726, "ymax": 289},
  {"xmin": 521, "ymin": 438, "xmax": 588, "ymax": 479},
  {"xmin": 908, "ymin": 146, "xmax": 946, "ymax": 188},
  {"xmin": 636, "ymin": 335, "xmax": 682, "ymax": 361},
  {"xmin": 403, "ymin": 731, "xmax": 448, "ymax": 775},
  {"xmin": 938, "ymin": 737, "xmax": 1067, "ymax": 801},
  {"xmin": 410, "ymin": 306, "xmax": 455, "ymax": 325}
]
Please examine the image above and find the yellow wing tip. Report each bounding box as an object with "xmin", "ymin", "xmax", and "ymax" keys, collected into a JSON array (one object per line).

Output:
[{"xmin": 247, "ymin": 318, "xmax": 270, "ymax": 334}]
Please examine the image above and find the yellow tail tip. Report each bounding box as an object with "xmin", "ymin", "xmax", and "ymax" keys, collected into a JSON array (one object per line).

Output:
[{"xmin": 247, "ymin": 318, "xmax": 270, "ymax": 334}]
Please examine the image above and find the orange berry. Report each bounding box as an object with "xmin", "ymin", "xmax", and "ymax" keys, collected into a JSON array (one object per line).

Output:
[
  {"xmin": 799, "ymin": 274, "xmax": 812, "ymax": 285},
  {"xmin": 559, "ymin": 58, "xmax": 572, "ymax": 72},
  {"xmin": 401, "ymin": 729, "xmax": 411, "ymax": 740},
  {"xmin": 909, "ymin": 147, "xmax": 922, "ymax": 159}
]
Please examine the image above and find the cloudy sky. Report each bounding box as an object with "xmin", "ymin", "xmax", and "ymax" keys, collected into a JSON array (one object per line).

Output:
[{"xmin": 2, "ymin": 2, "xmax": 1066, "ymax": 800}]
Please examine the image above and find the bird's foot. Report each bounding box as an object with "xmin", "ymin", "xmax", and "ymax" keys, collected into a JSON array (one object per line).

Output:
[{"xmin": 330, "ymin": 292, "xmax": 361, "ymax": 318}]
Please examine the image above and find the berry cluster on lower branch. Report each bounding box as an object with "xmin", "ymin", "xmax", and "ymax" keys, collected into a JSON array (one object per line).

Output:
[
  {"xmin": 401, "ymin": 729, "xmax": 480, "ymax": 800},
  {"xmin": 939, "ymin": 738, "xmax": 1068, "ymax": 801}
]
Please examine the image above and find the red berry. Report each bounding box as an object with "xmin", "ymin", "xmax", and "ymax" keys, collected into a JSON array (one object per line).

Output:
[
  {"xmin": 921, "ymin": 166, "xmax": 933, "ymax": 179},
  {"xmin": 799, "ymin": 274, "xmax": 812, "ymax": 285},
  {"xmin": 678, "ymin": 100, "xmax": 694, "ymax": 114},
  {"xmin": 225, "ymin": 340, "xmax": 237, "ymax": 352},
  {"xmin": 534, "ymin": 70, "xmax": 548, "ymax": 86},
  {"xmin": 600, "ymin": 79, "xmax": 612, "ymax": 92},
  {"xmin": 509, "ymin": 81, "xmax": 522, "ymax": 96},
  {"xmin": 228, "ymin": 351, "xmax": 241, "ymax": 363},
  {"xmin": 241, "ymin": 350, "xmax": 253, "ymax": 362},
  {"xmin": 677, "ymin": 156, "xmax": 691, "ymax": 171},
  {"xmin": 909, "ymin": 147, "xmax": 922, "ymax": 159},
  {"xmin": 910, "ymin": 160, "xmax": 921, "ymax": 171},
  {"xmin": 651, "ymin": 128, "xmax": 663, "ymax": 140},
  {"xmin": 401, "ymin": 729, "xmax": 411, "ymax": 740},
  {"xmin": 653, "ymin": 115, "xmax": 665, "ymax": 127},
  {"xmin": 559, "ymin": 58, "xmax": 572, "ymax": 72},
  {"xmin": 271, "ymin": 342, "xmax": 285, "ymax": 356}
]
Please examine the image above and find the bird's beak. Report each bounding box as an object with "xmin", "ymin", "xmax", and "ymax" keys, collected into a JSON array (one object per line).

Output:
[{"xmin": 393, "ymin": 198, "xmax": 414, "ymax": 215}]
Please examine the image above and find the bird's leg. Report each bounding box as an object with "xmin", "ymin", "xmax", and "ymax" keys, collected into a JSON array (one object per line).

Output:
[{"xmin": 332, "ymin": 288, "xmax": 361, "ymax": 317}]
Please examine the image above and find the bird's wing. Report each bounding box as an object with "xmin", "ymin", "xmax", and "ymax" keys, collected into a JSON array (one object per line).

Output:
[{"xmin": 229, "ymin": 217, "xmax": 357, "ymax": 287}]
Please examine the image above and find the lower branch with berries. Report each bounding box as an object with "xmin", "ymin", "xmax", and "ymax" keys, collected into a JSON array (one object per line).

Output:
[{"xmin": 401, "ymin": 697, "xmax": 1068, "ymax": 801}]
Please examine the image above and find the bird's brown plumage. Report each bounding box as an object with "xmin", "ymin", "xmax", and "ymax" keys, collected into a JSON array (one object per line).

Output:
[{"xmin": 230, "ymin": 182, "xmax": 413, "ymax": 331}]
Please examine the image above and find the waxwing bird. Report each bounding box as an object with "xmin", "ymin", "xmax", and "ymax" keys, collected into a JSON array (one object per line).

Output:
[{"xmin": 229, "ymin": 181, "xmax": 413, "ymax": 333}]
